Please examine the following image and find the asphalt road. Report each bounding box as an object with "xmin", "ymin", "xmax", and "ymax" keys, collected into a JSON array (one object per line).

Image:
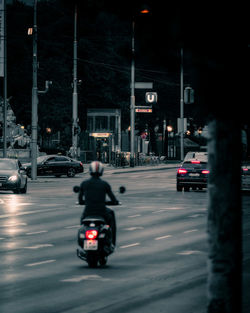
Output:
[{"xmin": 0, "ymin": 167, "xmax": 249, "ymax": 313}]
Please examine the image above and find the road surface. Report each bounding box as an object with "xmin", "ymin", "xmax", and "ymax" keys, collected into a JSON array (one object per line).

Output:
[{"xmin": 0, "ymin": 167, "xmax": 249, "ymax": 313}]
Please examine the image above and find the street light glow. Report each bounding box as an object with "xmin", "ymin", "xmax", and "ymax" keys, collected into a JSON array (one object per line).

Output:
[
  {"xmin": 27, "ymin": 28, "xmax": 33, "ymax": 35},
  {"xmin": 140, "ymin": 9, "xmax": 150, "ymax": 14}
]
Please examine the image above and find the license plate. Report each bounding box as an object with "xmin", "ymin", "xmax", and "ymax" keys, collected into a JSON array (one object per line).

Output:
[
  {"xmin": 189, "ymin": 173, "xmax": 200, "ymax": 177},
  {"xmin": 84, "ymin": 240, "xmax": 98, "ymax": 250}
]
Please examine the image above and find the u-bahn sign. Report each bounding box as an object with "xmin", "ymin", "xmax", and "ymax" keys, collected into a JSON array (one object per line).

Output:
[{"xmin": 145, "ymin": 92, "xmax": 158, "ymax": 104}]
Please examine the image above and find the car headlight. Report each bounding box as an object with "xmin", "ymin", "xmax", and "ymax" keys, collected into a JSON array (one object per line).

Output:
[{"xmin": 8, "ymin": 175, "xmax": 19, "ymax": 182}]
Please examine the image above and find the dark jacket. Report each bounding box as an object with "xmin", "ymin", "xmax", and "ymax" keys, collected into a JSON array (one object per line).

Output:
[{"xmin": 78, "ymin": 176, "xmax": 118, "ymax": 217}]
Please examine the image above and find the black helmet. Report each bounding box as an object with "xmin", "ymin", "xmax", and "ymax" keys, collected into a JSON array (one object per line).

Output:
[{"xmin": 89, "ymin": 161, "xmax": 104, "ymax": 176}]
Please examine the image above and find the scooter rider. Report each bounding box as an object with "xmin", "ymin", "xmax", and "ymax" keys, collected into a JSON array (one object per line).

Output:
[{"xmin": 78, "ymin": 161, "xmax": 119, "ymax": 245}]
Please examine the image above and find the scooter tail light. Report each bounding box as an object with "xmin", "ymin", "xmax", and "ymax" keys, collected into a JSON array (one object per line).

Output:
[
  {"xmin": 85, "ymin": 230, "xmax": 98, "ymax": 240},
  {"xmin": 178, "ymin": 168, "xmax": 188, "ymax": 174}
]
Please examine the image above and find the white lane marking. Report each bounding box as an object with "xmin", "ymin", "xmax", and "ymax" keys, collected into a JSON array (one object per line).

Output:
[
  {"xmin": 26, "ymin": 230, "xmax": 48, "ymax": 235},
  {"xmin": 24, "ymin": 244, "xmax": 53, "ymax": 249},
  {"xmin": 188, "ymin": 214, "xmax": 203, "ymax": 218},
  {"xmin": 152, "ymin": 207, "xmax": 184, "ymax": 213},
  {"xmin": 183, "ymin": 229, "xmax": 198, "ymax": 234},
  {"xmin": 155, "ymin": 235, "xmax": 172, "ymax": 240},
  {"xmin": 61, "ymin": 275, "xmax": 110, "ymax": 283},
  {"xmin": 0, "ymin": 222, "xmax": 27, "ymax": 228},
  {"xmin": 152, "ymin": 209, "xmax": 166, "ymax": 213},
  {"xmin": 0, "ymin": 238, "xmax": 5, "ymax": 240},
  {"xmin": 64, "ymin": 225, "xmax": 79, "ymax": 229},
  {"xmin": 25, "ymin": 259, "xmax": 56, "ymax": 267},
  {"xmin": 0, "ymin": 199, "xmax": 4, "ymax": 204},
  {"xmin": 177, "ymin": 250, "xmax": 202, "ymax": 255},
  {"xmin": 165, "ymin": 207, "xmax": 185, "ymax": 210},
  {"xmin": 128, "ymin": 214, "xmax": 141, "ymax": 218},
  {"xmin": 120, "ymin": 243, "xmax": 140, "ymax": 249},
  {"xmin": 123, "ymin": 227, "xmax": 144, "ymax": 231}
]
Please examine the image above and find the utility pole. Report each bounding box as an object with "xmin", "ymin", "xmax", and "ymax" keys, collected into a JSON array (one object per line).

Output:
[
  {"xmin": 30, "ymin": 0, "xmax": 51, "ymax": 179},
  {"xmin": 180, "ymin": 47, "xmax": 184, "ymax": 161},
  {"xmin": 72, "ymin": 4, "xmax": 78, "ymax": 159},
  {"xmin": 130, "ymin": 19, "xmax": 135, "ymax": 167},
  {"xmin": 31, "ymin": 0, "xmax": 38, "ymax": 179}
]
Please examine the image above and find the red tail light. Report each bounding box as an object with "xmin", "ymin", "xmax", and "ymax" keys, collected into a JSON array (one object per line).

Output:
[
  {"xmin": 178, "ymin": 168, "xmax": 188, "ymax": 174},
  {"xmin": 191, "ymin": 160, "xmax": 200, "ymax": 164},
  {"xmin": 243, "ymin": 168, "xmax": 248, "ymax": 172},
  {"xmin": 80, "ymin": 162, "xmax": 83, "ymax": 167},
  {"xmin": 85, "ymin": 230, "xmax": 98, "ymax": 240},
  {"xmin": 202, "ymin": 170, "xmax": 210, "ymax": 174}
]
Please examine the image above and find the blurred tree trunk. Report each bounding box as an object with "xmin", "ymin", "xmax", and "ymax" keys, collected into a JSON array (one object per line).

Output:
[{"xmin": 207, "ymin": 119, "xmax": 242, "ymax": 313}]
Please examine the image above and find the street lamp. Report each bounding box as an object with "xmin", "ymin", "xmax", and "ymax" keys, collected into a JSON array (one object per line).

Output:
[
  {"xmin": 130, "ymin": 7, "xmax": 150, "ymax": 167},
  {"xmin": 167, "ymin": 125, "xmax": 173, "ymax": 133},
  {"xmin": 167, "ymin": 125, "xmax": 173, "ymax": 158}
]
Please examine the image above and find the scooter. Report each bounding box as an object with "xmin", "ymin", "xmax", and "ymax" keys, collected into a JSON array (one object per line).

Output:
[{"xmin": 73, "ymin": 186, "xmax": 125, "ymax": 268}]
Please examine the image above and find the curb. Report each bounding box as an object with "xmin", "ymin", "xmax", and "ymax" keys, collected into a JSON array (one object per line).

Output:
[{"xmin": 110, "ymin": 165, "xmax": 179, "ymax": 175}]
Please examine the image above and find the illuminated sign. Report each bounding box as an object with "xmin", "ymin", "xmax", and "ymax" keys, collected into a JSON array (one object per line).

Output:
[
  {"xmin": 135, "ymin": 108, "xmax": 152, "ymax": 113},
  {"xmin": 89, "ymin": 133, "xmax": 111, "ymax": 137}
]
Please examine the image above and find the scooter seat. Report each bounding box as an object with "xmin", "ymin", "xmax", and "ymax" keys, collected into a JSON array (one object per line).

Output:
[{"xmin": 82, "ymin": 216, "xmax": 106, "ymax": 224}]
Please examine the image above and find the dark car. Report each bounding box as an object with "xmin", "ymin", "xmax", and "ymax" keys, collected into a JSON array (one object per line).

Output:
[
  {"xmin": 176, "ymin": 159, "xmax": 209, "ymax": 192},
  {"xmin": 0, "ymin": 158, "xmax": 28, "ymax": 194},
  {"xmin": 24, "ymin": 155, "xmax": 84, "ymax": 178},
  {"xmin": 241, "ymin": 163, "xmax": 250, "ymax": 191}
]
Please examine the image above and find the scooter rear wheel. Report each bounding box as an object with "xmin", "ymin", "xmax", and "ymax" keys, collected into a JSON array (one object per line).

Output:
[
  {"xmin": 87, "ymin": 257, "xmax": 98, "ymax": 268},
  {"xmin": 99, "ymin": 256, "xmax": 108, "ymax": 266}
]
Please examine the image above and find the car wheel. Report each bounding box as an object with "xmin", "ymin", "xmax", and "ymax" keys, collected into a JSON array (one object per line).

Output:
[
  {"xmin": 55, "ymin": 175, "xmax": 61, "ymax": 178},
  {"xmin": 20, "ymin": 181, "xmax": 27, "ymax": 194},
  {"xmin": 177, "ymin": 184, "xmax": 182, "ymax": 192},
  {"xmin": 13, "ymin": 188, "xmax": 20, "ymax": 194},
  {"xmin": 184, "ymin": 187, "xmax": 190, "ymax": 192},
  {"xmin": 67, "ymin": 168, "xmax": 76, "ymax": 178}
]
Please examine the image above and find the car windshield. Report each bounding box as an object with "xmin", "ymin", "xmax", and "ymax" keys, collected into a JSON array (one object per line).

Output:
[
  {"xmin": 0, "ymin": 159, "xmax": 17, "ymax": 170},
  {"xmin": 37, "ymin": 156, "xmax": 49, "ymax": 164}
]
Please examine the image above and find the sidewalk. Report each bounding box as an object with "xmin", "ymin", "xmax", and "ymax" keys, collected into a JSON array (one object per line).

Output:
[{"xmin": 103, "ymin": 161, "xmax": 181, "ymax": 175}]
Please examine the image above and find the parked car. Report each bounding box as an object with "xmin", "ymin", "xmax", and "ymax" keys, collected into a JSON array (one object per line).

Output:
[
  {"xmin": 241, "ymin": 162, "xmax": 250, "ymax": 191},
  {"xmin": 0, "ymin": 158, "xmax": 28, "ymax": 194},
  {"xmin": 23, "ymin": 155, "xmax": 84, "ymax": 178},
  {"xmin": 176, "ymin": 159, "xmax": 209, "ymax": 192}
]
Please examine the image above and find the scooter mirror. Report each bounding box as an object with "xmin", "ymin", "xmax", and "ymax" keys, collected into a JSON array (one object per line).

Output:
[
  {"xmin": 73, "ymin": 186, "xmax": 80, "ymax": 193},
  {"xmin": 119, "ymin": 186, "xmax": 126, "ymax": 194}
]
